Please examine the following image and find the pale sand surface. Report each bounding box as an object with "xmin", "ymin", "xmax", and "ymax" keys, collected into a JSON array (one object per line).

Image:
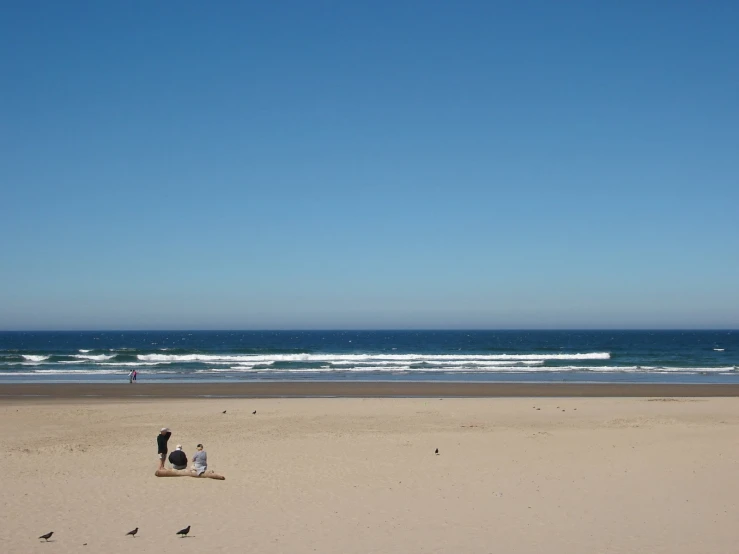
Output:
[{"xmin": 3, "ymin": 397, "xmax": 739, "ymax": 553}]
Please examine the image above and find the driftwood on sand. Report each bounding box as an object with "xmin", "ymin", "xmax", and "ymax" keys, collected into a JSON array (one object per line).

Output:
[{"xmin": 155, "ymin": 469, "xmax": 225, "ymax": 480}]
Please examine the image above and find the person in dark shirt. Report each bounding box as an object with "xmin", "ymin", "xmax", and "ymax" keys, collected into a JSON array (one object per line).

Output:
[
  {"xmin": 157, "ymin": 427, "xmax": 171, "ymax": 470},
  {"xmin": 168, "ymin": 444, "xmax": 187, "ymax": 470}
]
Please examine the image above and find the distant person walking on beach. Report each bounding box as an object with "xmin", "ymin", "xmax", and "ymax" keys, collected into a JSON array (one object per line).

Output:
[
  {"xmin": 191, "ymin": 443, "xmax": 207, "ymax": 476},
  {"xmin": 168, "ymin": 445, "xmax": 187, "ymax": 470},
  {"xmin": 157, "ymin": 428, "xmax": 171, "ymax": 470},
  {"xmin": 132, "ymin": 369, "xmax": 137, "ymax": 382},
  {"xmin": 128, "ymin": 370, "xmax": 134, "ymax": 384}
]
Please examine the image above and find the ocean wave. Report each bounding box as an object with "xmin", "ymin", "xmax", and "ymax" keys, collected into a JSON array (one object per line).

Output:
[
  {"xmin": 2, "ymin": 364, "xmax": 736, "ymax": 376},
  {"xmin": 71, "ymin": 354, "xmax": 116, "ymax": 361},
  {"xmin": 233, "ymin": 365, "xmax": 571, "ymax": 373},
  {"xmin": 137, "ymin": 352, "xmax": 611, "ymax": 363},
  {"xmin": 202, "ymin": 364, "xmax": 739, "ymax": 374},
  {"xmin": 92, "ymin": 361, "xmax": 171, "ymax": 367},
  {"xmin": 326, "ymin": 360, "xmax": 545, "ymax": 367},
  {"xmin": 553, "ymin": 365, "xmax": 737, "ymax": 373},
  {"xmin": 9, "ymin": 369, "xmax": 129, "ymax": 375},
  {"xmin": 22, "ymin": 355, "xmax": 49, "ymax": 362}
]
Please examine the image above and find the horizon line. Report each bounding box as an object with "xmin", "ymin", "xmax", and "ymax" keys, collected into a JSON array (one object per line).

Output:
[{"xmin": 1, "ymin": 328, "xmax": 737, "ymax": 333}]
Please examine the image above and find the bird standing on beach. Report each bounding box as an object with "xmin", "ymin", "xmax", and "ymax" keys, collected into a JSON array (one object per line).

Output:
[
  {"xmin": 176, "ymin": 525, "xmax": 191, "ymax": 538},
  {"xmin": 435, "ymin": 448, "xmax": 439, "ymax": 455},
  {"xmin": 222, "ymin": 410, "xmax": 227, "ymax": 414},
  {"xmin": 252, "ymin": 410, "xmax": 257, "ymax": 415},
  {"xmin": 39, "ymin": 532, "xmax": 54, "ymax": 542},
  {"xmin": 126, "ymin": 527, "xmax": 138, "ymax": 538}
]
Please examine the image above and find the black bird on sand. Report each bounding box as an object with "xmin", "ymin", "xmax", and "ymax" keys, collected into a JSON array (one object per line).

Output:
[
  {"xmin": 222, "ymin": 410, "xmax": 227, "ymax": 414},
  {"xmin": 252, "ymin": 410, "xmax": 257, "ymax": 415},
  {"xmin": 176, "ymin": 525, "xmax": 191, "ymax": 538},
  {"xmin": 126, "ymin": 527, "xmax": 138, "ymax": 538},
  {"xmin": 39, "ymin": 532, "xmax": 54, "ymax": 542},
  {"xmin": 435, "ymin": 448, "xmax": 439, "ymax": 455}
]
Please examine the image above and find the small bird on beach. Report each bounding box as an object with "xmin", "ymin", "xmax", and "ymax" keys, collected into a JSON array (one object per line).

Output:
[
  {"xmin": 222, "ymin": 410, "xmax": 227, "ymax": 414},
  {"xmin": 39, "ymin": 532, "xmax": 54, "ymax": 542},
  {"xmin": 126, "ymin": 527, "xmax": 138, "ymax": 538},
  {"xmin": 252, "ymin": 410, "xmax": 257, "ymax": 415},
  {"xmin": 176, "ymin": 525, "xmax": 191, "ymax": 538},
  {"xmin": 435, "ymin": 448, "xmax": 439, "ymax": 455}
]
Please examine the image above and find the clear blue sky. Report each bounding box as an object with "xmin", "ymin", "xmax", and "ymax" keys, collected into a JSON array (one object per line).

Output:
[{"xmin": 1, "ymin": 1, "xmax": 737, "ymax": 330}]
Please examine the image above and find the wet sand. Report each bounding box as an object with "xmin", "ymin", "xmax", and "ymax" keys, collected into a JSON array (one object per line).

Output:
[{"xmin": 2, "ymin": 381, "xmax": 739, "ymax": 400}]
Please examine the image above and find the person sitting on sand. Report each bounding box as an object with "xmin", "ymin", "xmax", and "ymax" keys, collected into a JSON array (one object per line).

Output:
[
  {"xmin": 191, "ymin": 443, "xmax": 208, "ymax": 476},
  {"xmin": 157, "ymin": 427, "xmax": 171, "ymax": 470},
  {"xmin": 168, "ymin": 444, "xmax": 187, "ymax": 470}
]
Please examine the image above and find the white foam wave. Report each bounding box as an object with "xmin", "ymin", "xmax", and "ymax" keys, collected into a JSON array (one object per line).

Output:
[
  {"xmin": 238, "ymin": 366, "xmax": 578, "ymax": 373},
  {"xmin": 202, "ymin": 364, "xmax": 734, "ymax": 374},
  {"xmin": 79, "ymin": 349, "xmax": 91, "ymax": 353},
  {"xmin": 1, "ymin": 361, "xmax": 169, "ymax": 368},
  {"xmin": 93, "ymin": 361, "xmax": 169, "ymax": 367},
  {"xmin": 22, "ymin": 355, "xmax": 49, "ymax": 362},
  {"xmin": 330, "ymin": 360, "xmax": 546, "ymax": 367},
  {"xmin": 554, "ymin": 365, "xmax": 736, "ymax": 373},
  {"xmin": 72, "ymin": 354, "xmax": 115, "ymax": 361},
  {"xmin": 0, "ymin": 369, "xmax": 180, "ymax": 376},
  {"xmin": 212, "ymin": 360, "xmax": 546, "ymax": 370},
  {"xmin": 19, "ymin": 369, "xmax": 128, "ymax": 375},
  {"xmin": 204, "ymin": 364, "xmax": 739, "ymax": 374},
  {"xmin": 2, "ymin": 364, "xmax": 735, "ymax": 376},
  {"xmin": 138, "ymin": 352, "xmax": 611, "ymax": 363}
]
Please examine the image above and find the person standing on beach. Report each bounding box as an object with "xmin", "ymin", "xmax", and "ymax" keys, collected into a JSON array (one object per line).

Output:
[
  {"xmin": 157, "ymin": 428, "xmax": 171, "ymax": 470},
  {"xmin": 128, "ymin": 370, "xmax": 134, "ymax": 384},
  {"xmin": 132, "ymin": 369, "xmax": 137, "ymax": 382}
]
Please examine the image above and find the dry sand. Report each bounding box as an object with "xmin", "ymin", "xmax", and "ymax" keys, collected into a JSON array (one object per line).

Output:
[{"xmin": 3, "ymin": 394, "xmax": 739, "ymax": 553}]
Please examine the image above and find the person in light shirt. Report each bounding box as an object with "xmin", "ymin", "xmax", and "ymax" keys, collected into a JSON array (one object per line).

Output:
[{"xmin": 191, "ymin": 443, "xmax": 208, "ymax": 476}]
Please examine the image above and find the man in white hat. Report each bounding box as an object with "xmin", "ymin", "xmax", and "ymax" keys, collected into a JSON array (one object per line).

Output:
[
  {"xmin": 168, "ymin": 444, "xmax": 187, "ymax": 470},
  {"xmin": 157, "ymin": 427, "xmax": 171, "ymax": 470}
]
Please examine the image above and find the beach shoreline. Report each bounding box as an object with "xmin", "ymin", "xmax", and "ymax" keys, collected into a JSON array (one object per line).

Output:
[{"xmin": 2, "ymin": 381, "xmax": 739, "ymax": 400}]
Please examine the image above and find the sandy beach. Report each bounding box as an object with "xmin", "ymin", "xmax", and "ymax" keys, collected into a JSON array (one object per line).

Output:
[
  {"xmin": 3, "ymin": 391, "xmax": 739, "ymax": 553},
  {"xmin": 4, "ymin": 381, "xmax": 739, "ymax": 398}
]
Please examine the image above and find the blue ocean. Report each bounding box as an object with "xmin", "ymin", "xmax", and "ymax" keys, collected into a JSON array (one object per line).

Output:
[{"xmin": 0, "ymin": 330, "xmax": 737, "ymax": 384}]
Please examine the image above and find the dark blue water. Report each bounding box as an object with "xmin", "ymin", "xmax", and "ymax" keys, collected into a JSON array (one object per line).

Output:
[{"xmin": 0, "ymin": 330, "xmax": 736, "ymax": 383}]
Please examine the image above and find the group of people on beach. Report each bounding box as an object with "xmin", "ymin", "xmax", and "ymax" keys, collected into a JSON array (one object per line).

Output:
[
  {"xmin": 157, "ymin": 428, "xmax": 208, "ymax": 475},
  {"xmin": 128, "ymin": 369, "xmax": 138, "ymax": 383}
]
